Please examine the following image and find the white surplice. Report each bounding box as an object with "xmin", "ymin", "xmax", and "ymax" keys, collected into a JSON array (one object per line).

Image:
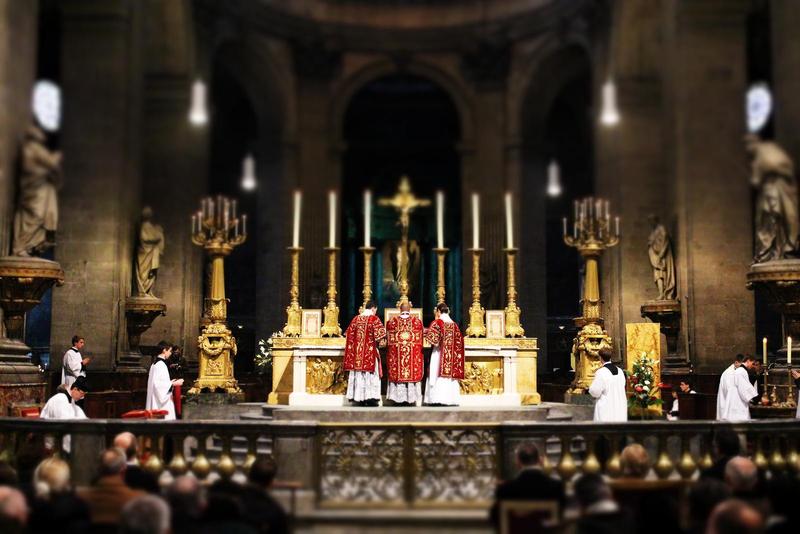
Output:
[
  {"xmin": 423, "ymin": 313, "xmax": 461, "ymax": 406},
  {"xmin": 346, "ymin": 309, "xmax": 383, "ymax": 403},
  {"xmin": 40, "ymin": 388, "xmax": 87, "ymax": 453},
  {"xmin": 146, "ymin": 356, "xmax": 176, "ymax": 420},
  {"xmin": 61, "ymin": 347, "xmax": 85, "ymax": 388},
  {"xmin": 716, "ymin": 365, "xmax": 757, "ymax": 421},
  {"xmin": 588, "ymin": 363, "xmax": 628, "ymax": 422}
]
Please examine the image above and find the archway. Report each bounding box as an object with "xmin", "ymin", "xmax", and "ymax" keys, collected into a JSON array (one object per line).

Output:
[{"xmin": 340, "ymin": 73, "xmax": 462, "ymax": 322}]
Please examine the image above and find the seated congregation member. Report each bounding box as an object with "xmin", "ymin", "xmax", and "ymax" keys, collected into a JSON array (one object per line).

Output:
[
  {"xmin": 574, "ymin": 473, "xmax": 634, "ymax": 534},
  {"xmin": 28, "ymin": 457, "xmax": 90, "ymax": 534},
  {"xmin": 77, "ymin": 448, "xmax": 146, "ymax": 526},
  {"xmin": 165, "ymin": 476, "xmax": 206, "ymax": 534},
  {"xmin": 343, "ymin": 300, "xmax": 387, "ymax": 406},
  {"xmin": 146, "ymin": 341, "xmax": 184, "ymax": 420},
  {"xmin": 619, "ymin": 443, "xmax": 650, "ymax": 479},
  {"xmin": 113, "ymin": 432, "xmax": 159, "ymax": 493},
  {"xmin": 0, "ymin": 486, "xmax": 28, "ymax": 534},
  {"xmin": 40, "ymin": 376, "xmax": 89, "ymax": 454},
  {"xmin": 701, "ymin": 428, "xmax": 742, "ymax": 481},
  {"xmin": 588, "ymin": 348, "xmax": 627, "ymax": 422},
  {"xmin": 706, "ymin": 499, "xmax": 764, "ymax": 534},
  {"xmin": 686, "ymin": 478, "xmax": 731, "ymax": 534},
  {"xmin": 423, "ymin": 302, "xmax": 465, "ymax": 406},
  {"xmin": 119, "ymin": 495, "xmax": 171, "ymax": 534},
  {"xmin": 489, "ymin": 443, "xmax": 565, "ymax": 527},
  {"xmin": 243, "ymin": 456, "xmax": 289, "ymax": 534},
  {"xmin": 385, "ymin": 301, "xmax": 425, "ymax": 406}
]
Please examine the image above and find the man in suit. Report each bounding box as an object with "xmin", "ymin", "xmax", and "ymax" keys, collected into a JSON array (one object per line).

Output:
[
  {"xmin": 78, "ymin": 448, "xmax": 146, "ymax": 525},
  {"xmin": 113, "ymin": 432, "xmax": 159, "ymax": 493},
  {"xmin": 574, "ymin": 473, "xmax": 635, "ymax": 534},
  {"xmin": 489, "ymin": 443, "xmax": 565, "ymax": 527}
]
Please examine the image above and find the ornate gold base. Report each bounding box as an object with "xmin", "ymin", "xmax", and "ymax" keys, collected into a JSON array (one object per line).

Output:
[
  {"xmin": 321, "ymin": 304, "xmax": 342, "ymax": 337},
  {"xmin": 569, "ymin": 323, "xmax": 612, "ymax": 393},
  {"xmin": 283, "ymin": 303, "xmax": 302, "ymax": 337},
  {"xmin": 465, "ymin": 302, "xmax": 486, "ymax": 337},
  {"xmin": 504, "ymin": 305, "xmax": 524, "ymax": 337},
  {"xmin": 189, "ymin": 322, "xmax": 240, "ymax": 395}
]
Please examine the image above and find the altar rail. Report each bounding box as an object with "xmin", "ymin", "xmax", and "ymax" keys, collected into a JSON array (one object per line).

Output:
[{"xmin": 1, "ymin": 419, "xmax": 799, "ymax": 508}]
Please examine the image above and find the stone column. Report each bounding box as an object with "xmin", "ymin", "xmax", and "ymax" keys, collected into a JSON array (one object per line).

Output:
[
  {"xmin": 771, "ymin": 0, "xmax": 800, "ymax": 161},
  {"xmin": 665, "ymin": 0, "xmax": 753, "ymax": 371},
  {"xmin": 51, "ymin": 0, "xmax": 143, "ymax": 370}
]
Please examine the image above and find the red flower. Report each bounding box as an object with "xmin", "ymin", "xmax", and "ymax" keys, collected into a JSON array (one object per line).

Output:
[
  {"xmin": 635, "ymin": 385, "xmax": 644, "ymax": 393},
  {"xmin": 630, "ymin": 376, "xmax": 638, "ymax": 383}
]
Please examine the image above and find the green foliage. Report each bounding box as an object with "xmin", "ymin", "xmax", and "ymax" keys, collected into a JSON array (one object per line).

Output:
[{"xmin": 627, "ymin": 352, "xmax": 663, "ymax": 411}]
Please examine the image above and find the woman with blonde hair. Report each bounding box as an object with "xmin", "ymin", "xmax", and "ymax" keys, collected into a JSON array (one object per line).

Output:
[{"xmin": 29, "ymin": 457, "xmax": 90, "ymax": 533}]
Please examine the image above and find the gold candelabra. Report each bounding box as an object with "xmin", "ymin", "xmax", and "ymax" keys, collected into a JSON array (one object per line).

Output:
[
  {"xmin": 189, "ymin": 196, "xmax": 246, "ymax": 395},
  {"xmin": 433, "ymin": 247, "xmax": 448, "ymax": 305},
  {"xmin": 504, "ymin": 247, "xmax": 524, "ymax": 337},
  {"xmin": 321, "ymin": 247, "xmax": 342, "ymax": 337},
  {"xmin": 788, "ymin": 365, "xmax": 797, "ymax": 409},
  {"xmin": 283, "ymin": 247, "xmax": 303, "ymax": 336},
  {"xmin": 465, "ymin": 247, "xmax": 486, "ymax": 337},
  {"xmin": 563, "ymin": 197, "xmax": 620, "ymax": 393},
  {"xmin": 360, "ymin": 246, "xmax": 375, "ymax": 310}
]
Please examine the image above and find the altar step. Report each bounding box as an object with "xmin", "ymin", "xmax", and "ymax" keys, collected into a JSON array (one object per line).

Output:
[{"xmin": 293, "ymin": 508, "xmax": 491, "ymax": 534}]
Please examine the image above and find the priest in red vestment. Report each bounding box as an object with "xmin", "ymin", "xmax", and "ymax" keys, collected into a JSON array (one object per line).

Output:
[
  {"xmin": 385, "ymin": 301, "xmax": 424, "ymax": 406},
  {"xmin": 343, "ymin": 300, "xmax": 387, "ymax": 406},
  {"xmin": 424, "ymin": 302, "xmax": 465, "ymax": 406}
]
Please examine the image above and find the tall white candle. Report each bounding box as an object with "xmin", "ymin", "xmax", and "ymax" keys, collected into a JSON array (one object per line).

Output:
[
  {"xmin": 504, "ymin": 192, "xmax": 514, "ymax": 249},
  {"xmin": 789, "ymin": 336, "xmax": 793, "ymax": 365},
  {"xmin": 562, "ymin": 217, "xmax": 567, "ymax": 236},
  {"xmin": 243, "ymin": 214, "xmax": 247, "ymax": 236},
  {"xmin": 615, "ymin": 216, "xmax": 620, "ymax": 236},
  {"xmin": 364, "ymin": 190, "xmax": 372, "ymax": 247},
  {"xmin": 763, "ymin": 337, "xmax": 767, "ymax": 366},
  {"xmin": 436, "ymin": 191, "xmax": 445, "ymax": 249},
  {"xmin": 292, "ymin": 191, "xmax": 301, "ymax": 248},
  {"xmin": 192, "ymin": 214, "xmax": 197, "ymax": 234},
  {"xmin": 328, "ymin": 191, "xmax": 337, "ymax": 248},
  {"xmin": 471, "ymin": 193, "xmax": 480, "ymax": 249}
]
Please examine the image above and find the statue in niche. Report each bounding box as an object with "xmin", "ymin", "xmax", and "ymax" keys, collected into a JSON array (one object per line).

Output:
[
  {"xmin": 746, "ymin": 135, "xmax": 800, "ymax": 263},
  {"xmin": 647, "ymin": 215, "xmax": 676, "ymax": 301},
  {"xmin": 12, "ymin": 125, "xmax": 61, "ymax": 256},
  {"xmin": 134, "ymin": 206, "xmax": 165, "ymax": 298}
]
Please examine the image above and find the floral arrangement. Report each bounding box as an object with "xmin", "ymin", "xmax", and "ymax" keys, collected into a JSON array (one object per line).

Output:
[
  {"xmin": 628, "ymin": 352, "xmax": 664, "ymax": 412},
  {"xmin": 254, "ymin": 333, "xmax": 281, "ymax": 375}
]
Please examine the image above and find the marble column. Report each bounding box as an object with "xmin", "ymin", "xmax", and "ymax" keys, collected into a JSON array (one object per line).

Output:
[
  {"xmin": 665, "ymin": 0, "xmax": 753, "ymax": 371},
  {"xmin": 51, "ymin": 0, "xmax": 143, "ymax": 370}
]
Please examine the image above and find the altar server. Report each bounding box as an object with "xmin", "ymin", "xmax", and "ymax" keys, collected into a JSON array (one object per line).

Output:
[
  {"xmin": 61, "ymin": 335, "xmax": 89, "ymax": 388},
  {"xmin": 717, "ymin": 355, "xmax": 758, "ymax": 421},
  {"xmin": 40, "ymin": 376, "xmax": 89, "ymax": 453},
  {"xmin": 385, "ymin": 301, "xmax": 424, "ymax": 406},
  {"xmin": 146, "ymin": 341, "xmax": 183, "ymax": 420},
  {"xmin": 343, "ymin": 300, "xmax": 387, "ymax": 406},
  {"xmin": 424, "ymin": 302, "xmax": 465, "ymax": 406},
  {"xmin": 588, "ymin": 348, "xmax": 627, "ymax": 422}
]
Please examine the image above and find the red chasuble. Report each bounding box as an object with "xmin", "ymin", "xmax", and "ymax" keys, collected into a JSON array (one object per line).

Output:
[
  {"xmin": 385, "ymin": 315, "xmax": 424, "ymax": 383},
  {"xmin": 425, "ymin": 319, "xmax": 466, "ymax": 379},
  {"xmin": 343, "ymin": 314, "xmax": 387, "ymax": 374}
]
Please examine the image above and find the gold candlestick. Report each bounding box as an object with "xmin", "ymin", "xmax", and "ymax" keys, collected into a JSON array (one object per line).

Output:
[
  {"xmin": 321, "ymin": 247, "xmax": 342, "ymax": 337},
  {"xmin": 189, "ymin": 196, "xmax": 246, "ymax": 395},
  {"xmin": 788, "ymin": 365, "xmax": 797, "ymax": 409},
  {"xmin": 283, "ymin": 246, "xmax": 303, "ymax": 337},
  {"xmin": 433, "ymin": 247, "xmax": 448, "ymax": 305},
  {"xmin": 761, "ymin": 369, "xmax": 770, "ymax": 405},
  {"xmin": 465, "ymin": 248, "xmax": 486, "ymax": 337},
  {"xmin": 503, "ymin": 247, "xmax": 524, "ymax": 337},
  {"xmin": 359, "ymin": 246, "xmax": 375, "ymax": 310}
]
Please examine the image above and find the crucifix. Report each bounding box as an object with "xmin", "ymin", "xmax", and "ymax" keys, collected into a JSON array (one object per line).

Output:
[{"xmin": 378, "ymin": 175, "xmax": 430, "ymax": 306}]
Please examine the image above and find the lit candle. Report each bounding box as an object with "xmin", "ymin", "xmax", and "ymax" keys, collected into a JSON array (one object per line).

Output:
[
  {"xmin": 208, "ymin": 198, "xmax": 215, "ymax": 225},
  {"xmin": 292, "ymin": 191, "xmax": 301, "ymax": 248},
  {"xmin": 436, "ymin": 190, "xmax": 444, "ymax": 249},
  {"xmin": 471, "ymin": 193, "xmax": 480, "ymax": 249},
  {"xmin": 235, "ymin": 218, "xmax": 239, "ymax": 238},
  {"xmin": 573, "ymin": 221, "xmax": 578, "ymax": 239},
  {"xmin": 223, "ymin": 199, "xmax": 229, "ymax": 232},
  {"xmin": 504, "ymin": 192, "xmax": 514, "ymax": 249},
  {"xmin": 763, "ymin": 337, "xmax": 768, "ymax": 366},
  {"xmin": 364, "ymin": 190, "xmax": 372, "ymax": 248},
  {"xmin": 328, "ymin": 190, "xmax": 337, "ymax": 248},
  {"xmin": 191, "ymin": 214, "xmax": 197, "ymax": 234},
  {"xmin": 242, "ymin": 214, "xmax": 247, "ymax": 236},
  {"xmin": 615, "ymin": 216, "xmax": 620, "ymax": 236},
  {"xmin": 574, "ymin": 200, "xmax": 579, "ymax": 222},
  {"xmin": 562, "ymin": 217, "xmax": 567, "ymax": 236},
  {"xmin": 788, "ymin": 336, "xmax": 793, "ymax": 366}
]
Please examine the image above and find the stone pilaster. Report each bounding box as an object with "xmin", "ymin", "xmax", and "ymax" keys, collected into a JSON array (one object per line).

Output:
[{"xmin": 51, "ymin": 0, "xmax": 143, "ymax": 370}]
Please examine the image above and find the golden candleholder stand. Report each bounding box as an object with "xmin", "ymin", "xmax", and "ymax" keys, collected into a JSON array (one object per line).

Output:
[
  {"xmin": 433, "ymin": 247, "xmax": 448, "ymax": 305},
  {"xmin": 283, "ymin": 246, "xmax": 303, "ymax": 337},
  {"xmin": 189, "ymin": 197, "xmax": 246, "ymax": 395},
  {"xmin": 359, "ymin": 246, "xmax": 375, "ymax": 310},
  {"xmin": 321, "ymin": 247, "xmax": 342, "ymax": 337},
  {"xmin": 465, "ymin": 248, "xmax": 486, "ymax": 337},
  {"xmin": 503, "ymin": 248, "xmax": 524, "ymax": 337}
]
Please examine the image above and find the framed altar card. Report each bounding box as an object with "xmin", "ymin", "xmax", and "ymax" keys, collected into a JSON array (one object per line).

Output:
[
  {"xmin": 486, "ymin": 310, "xmax": 506, "ymax": 339},
  {"xmin": 384, "ymin": 308, "xmax": 423, "ymax": 324},
  {"xmin": 301, "ymin": 310, "xmax": 322, "ymax": 338}
]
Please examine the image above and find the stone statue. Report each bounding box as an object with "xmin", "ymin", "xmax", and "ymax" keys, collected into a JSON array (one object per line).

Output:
[
  {"xmin": 12, "ymin": 125, "xmax": 61, "ymax": 256},
  {"xmin": 134, "ymin": 206, "xmax": 165, "ymax": 298},
  {"xmin": 647, "ymin": 215, "xmax": 676, "ymax": 300},
  {"xmin": 746, "ymin": 135, "xmax": 800, "ymax": 263}
]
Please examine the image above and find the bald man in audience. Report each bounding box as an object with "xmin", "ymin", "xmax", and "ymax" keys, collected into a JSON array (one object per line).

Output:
[
  {"xmin": 78, "ymin": 448, "xmax": 146, "ymax": 525},
  {"xmin": 0, "ymin": 486, "xmax": 28, "ymax": 534},
  {"xmin": 113, "ymin": 432, "xmax": 159, "ymax": 493},
  {"xmin": 706, "ymin": 499, "xmax": 764, "ymax": 534}
]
